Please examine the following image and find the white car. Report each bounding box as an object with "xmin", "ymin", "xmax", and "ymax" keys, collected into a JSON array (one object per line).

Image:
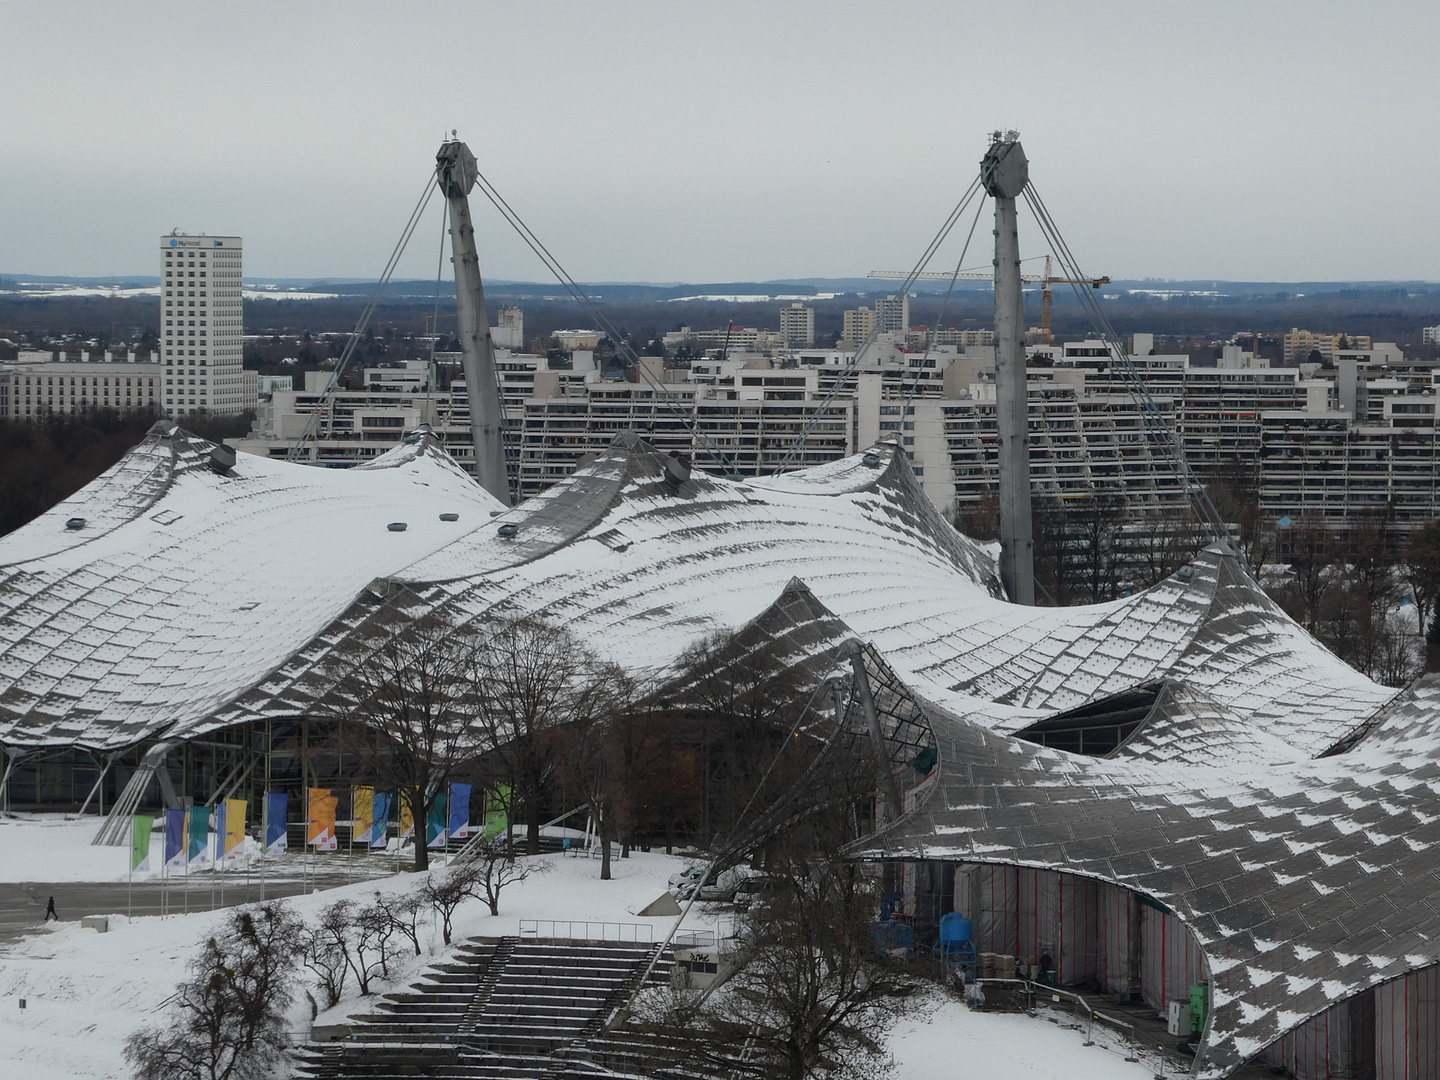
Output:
[{"xmin": 668, "ymin": 865, "xmax": 706, "ymax": 897}]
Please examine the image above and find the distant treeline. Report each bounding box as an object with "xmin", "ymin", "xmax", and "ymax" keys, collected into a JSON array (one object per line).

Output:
[
  {"xmin": 0, "ymin": 409, "xmax": 252, "ymax": 537},
  {"xmin": 6, "ymin": 285, "xmax": 1440, "ymax": 349}
]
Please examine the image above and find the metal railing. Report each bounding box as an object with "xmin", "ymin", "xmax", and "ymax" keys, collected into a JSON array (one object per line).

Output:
[
  {"xmin": 518, "ymin": 920, "xmax": 653, "ymax": 943},
  {"xmin": 972, "ymin": 979, "xmax": 1140, "ymax": 1062}
]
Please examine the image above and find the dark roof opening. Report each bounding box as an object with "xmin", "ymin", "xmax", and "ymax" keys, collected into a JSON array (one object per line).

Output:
[{"xmin": 1014, "ymin": 682, "xmax": 1162, "ymax": 757}]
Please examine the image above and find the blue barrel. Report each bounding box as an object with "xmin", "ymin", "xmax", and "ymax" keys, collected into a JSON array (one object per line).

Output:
[{"xmin": 940, "ymin": 913, "xmax": 973, "ymax": 946}]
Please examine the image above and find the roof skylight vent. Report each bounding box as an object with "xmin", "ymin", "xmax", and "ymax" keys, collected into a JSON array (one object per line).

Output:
[
  {"xmin": 497, "ymin": 523, "xmax": 519, "ymax": 539},
  {"xmin": 65, "ymin": 517, "xmax": 86, "ymax": 531},
  {"xmin": 862, "ymin": 451, "xmax": 882, "ymax": 468},
  {"xmin": 387, "ymin": 522, "xmax": 408, "ymax": 532},
  {"xmin": 209, "ymin": 444, "xmax": 237, "ymax": 473},
  {"xmin": 1174, "ymin": 565, "xmax": 1195, "ymax": 581},
  {"xmin": 663, "ymin": 451, "xmax": 692, "ymax": 492},
  {"xmin": 439, "ymin": 513, "xmax": 460, "ymax": 522}
]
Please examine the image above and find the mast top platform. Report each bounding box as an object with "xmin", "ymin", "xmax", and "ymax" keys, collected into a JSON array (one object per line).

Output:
[{"xmin": 981, "ymin": 131, "xmax": 1028, "ymax": 200}]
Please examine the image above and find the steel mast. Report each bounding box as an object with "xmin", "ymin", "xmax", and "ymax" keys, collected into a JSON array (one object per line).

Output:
[
  {"xmin": 436, "ymin": 138, "xmax": 510, "ymax": 504},
  {"xmin": 981, "ymin": 131, "xmax": 1034, "ymax": 605}
]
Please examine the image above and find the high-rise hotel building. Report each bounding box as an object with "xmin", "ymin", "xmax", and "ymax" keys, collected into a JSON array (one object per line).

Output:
[{"xmin": 160, "ymin": 233, "xmax": 244, "ymax": 415}]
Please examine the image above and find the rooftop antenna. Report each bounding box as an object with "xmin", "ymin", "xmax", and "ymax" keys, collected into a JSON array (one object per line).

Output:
[{"xmin": 980, "ymin": 130, "xmax": 1034, "ymax": 605}]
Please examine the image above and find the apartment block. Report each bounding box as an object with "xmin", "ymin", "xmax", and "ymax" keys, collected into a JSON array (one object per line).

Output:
[
  {"xmin": 778, "ymin": 303, "xmax": 816, "ymax": 348},
  {"xmin": 0, "ymin": 359, "xmax": 163, "ymax": 418},
  {"xmin": 160, "ymin": 233, "xmax": 245, "ymax": 415}
]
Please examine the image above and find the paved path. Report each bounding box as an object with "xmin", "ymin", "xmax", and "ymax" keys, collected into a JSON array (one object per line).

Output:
[{"xmin": 0, "ymin": 858, "xmax": 399, "ymax": 945}]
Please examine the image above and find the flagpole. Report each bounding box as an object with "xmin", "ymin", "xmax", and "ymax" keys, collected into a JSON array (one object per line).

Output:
[{"xmin": 127, "ymin": 818, "xmax": 133, "ymax": 920}]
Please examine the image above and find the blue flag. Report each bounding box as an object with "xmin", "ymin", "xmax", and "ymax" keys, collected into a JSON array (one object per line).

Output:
[
  {"xmin": 371, "ymin": 791, "xmax": 392, "ymax": 849},
  {"xmin": 449, "ymin": 783, "xmax": 472, "ymax": 841},
  {"xmin": 164, "ymin": 807, "xmax": 186, "ymax": 871},
  {"xmin": 264, "ymin": 792, "xmax": 288, "ymax": 855}
]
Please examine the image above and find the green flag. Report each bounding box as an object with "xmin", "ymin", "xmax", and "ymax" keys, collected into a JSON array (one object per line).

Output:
[
  {"xmin": 483, "ymin": 784, "xmax": 511, "ymax": 842},
  {"xmin": 131, "ymin": 814, "xmax": 154, "ymax": 873}
]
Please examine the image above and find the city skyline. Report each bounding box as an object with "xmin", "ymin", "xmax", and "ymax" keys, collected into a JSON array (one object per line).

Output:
[{"xmin": 4, "ymin": 2, "xmax": 1439, "ymax": 285}]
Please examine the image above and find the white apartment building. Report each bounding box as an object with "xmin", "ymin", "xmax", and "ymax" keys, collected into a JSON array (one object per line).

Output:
[
  {"xmin": 874, "ymin": 294, "xmax": 910, "ymax": 334},
  {"xmin": 778, "ymin": 303, "xmax": 816, "ymax": 348},
  {"xmin": 160, "ymin": 233, "xmax": 245, "ymax": 416},
  {"xmin": 0, "ymin": 360, "xmax": 162, "ymax": 418}
]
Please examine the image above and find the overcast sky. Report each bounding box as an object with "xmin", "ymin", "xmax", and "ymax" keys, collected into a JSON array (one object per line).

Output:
[{"xmin": 3, "ymin": 1, "xmax": 1437, "ymax": 283}]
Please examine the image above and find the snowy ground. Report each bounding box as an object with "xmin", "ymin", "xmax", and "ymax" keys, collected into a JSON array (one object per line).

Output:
[
  {"xmin": 0, "ymin": 816, "xmax": 1168, "ymax": 1080},
  {"xmin": 890, "ymin": 992, "xmax": 1163, "ymax": 1080}
]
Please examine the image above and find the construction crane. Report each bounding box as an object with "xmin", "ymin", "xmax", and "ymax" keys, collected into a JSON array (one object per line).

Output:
[{"xmin": 867, "ymin": 256, "xmax": 1110, "ymax": 344}]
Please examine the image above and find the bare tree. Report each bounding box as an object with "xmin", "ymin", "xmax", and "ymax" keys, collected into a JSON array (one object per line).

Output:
[
  {"xmin": 458, "ymin": 837, "xmax": 539, "ymax": 914},
  {"xmin": 369, "ymin": 888, "xmax": 426, "ymax": 957},
  {"xmin": 299, "ymin": 900, "xmax": 354, "ymax": 1009},
  {"xmin": 322, "ymin": 608, "xmax": 485, "ymax": 872},
  {"xmin": 126, "ymin": 902, "xmax": 301, "ymax": 1080},
  {"xmin": 550, "ymin": 663, "xmax": 634, "ymax": 878},
  {"xmin": 421, "ymin": 862, "xmax": 483, "ymax": 945},
  {"xmin": 469, "ymin": 617, "xmax": 602, "ymax": 855},
  {"xmin": 351, "ymin": 899, "xmax": 399, "ymax": 993},
  {"xmin": 1278, "ymin": 516, "xmax": 1335, "ymax": 632},
  {"xmin": 645, "ymin": 757, "xmax": 913, "ymax": 1080},
  {"xmin": 1404, "ymin": 520, "xmax": 1440, "ymax": 645}
]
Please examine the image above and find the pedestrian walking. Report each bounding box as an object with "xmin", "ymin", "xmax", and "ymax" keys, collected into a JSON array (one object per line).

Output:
[{"xmin": 44, "ymin": 895, "xmax": 57, "ymax": 921}]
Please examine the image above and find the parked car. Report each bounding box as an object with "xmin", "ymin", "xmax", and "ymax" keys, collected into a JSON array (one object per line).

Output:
[
  {"xmin": 696, "ymin": 867, "xmax": 753, "ymax": 902},
  {"xmin": 668, "ymin": 864, "xmax": 706, "ymax": 898},
  {"xmin": 731, "ymin": 876, "xmax": 776, "ymax": 911}
]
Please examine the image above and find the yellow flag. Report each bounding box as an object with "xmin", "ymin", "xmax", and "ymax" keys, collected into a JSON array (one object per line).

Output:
[
  {"xmin": 399, "ymin": 794, "xmax": 414, "ymax": 840},
  {"xmin": 223, "ymin": 798, "xmax": 246, "ymax": 859},
  {"xmin": 352, "ymin": 786, "xmax": 374, "ymax": 845}
]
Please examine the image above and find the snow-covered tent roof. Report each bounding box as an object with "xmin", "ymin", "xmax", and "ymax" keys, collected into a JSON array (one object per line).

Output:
[
  {"xmin": 0, "ymin": 423, "xmax": 504, "ymax": 749},
  {"xmin": 847, "ymin": 659, "xmax": 1440, "ymax": 1079},
  {"xmin": 3, "ymin": 427, "xmax": 1437, "ymax": 1073},
  {"xmin": 208, "ymin": 434, "xmax": 1396, "ymax": 761}
]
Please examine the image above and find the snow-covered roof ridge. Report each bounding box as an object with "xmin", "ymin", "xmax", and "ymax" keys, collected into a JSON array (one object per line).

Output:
[
  {"xmin": 0, "ymin": 421, "xmax": 209, "ymax": 568},
  {"xmin": 0, "ymin": 426, "xmax": 502, "ymax": 749}
]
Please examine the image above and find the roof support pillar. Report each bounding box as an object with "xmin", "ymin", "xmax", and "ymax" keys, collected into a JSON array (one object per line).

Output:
[
  {"xmin": 436, "ymin": 139, "xmax": 511, "ymax": 505},
  {"xmin": 982, "ymin": 131, "xmax": 1035, "ymax": 605}
]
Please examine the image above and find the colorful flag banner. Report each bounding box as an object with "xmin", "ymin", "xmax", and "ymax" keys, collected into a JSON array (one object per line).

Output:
[
  {"xmin": 188, "ymin": 805, "xmax": 211, "ymax": 867},
  {"xmin": 484, "ymin": 784, "xmax": 511, "ymax": 842},
  {"xmin": 164, "ymin": 807, "xmax": 187, "ymax": 870},
  {"xmin": 352, "ymin": 786, "xmax": 374, "ymax": 846},
  {"xmin": 370, "ymin": 791, "xmax": 392, "ymax": 849},
  {"xmin": 223, "ymin": 798, "xmax": 246, "ymax": 860},
  {"xmin": 449, "ymin": 783, "xmax": 472, "ymax": 841},
  {"xmin": 399, "ymin": 794, "xmax": 414, "ymax": 841},
  {"xmin": 307, "ymin": 788, "xmax": 338, "ymax": 850},
  {"xmin": 264, "ymin": 792, "xmax": 288, "ymax": 856},
  {"xmin": 426, "ymin": 791, "xmax": 449, "ymax": 849},
  {"xmin": 131, "ymin": 814, "xmax": 154, "ymax": 873}
]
